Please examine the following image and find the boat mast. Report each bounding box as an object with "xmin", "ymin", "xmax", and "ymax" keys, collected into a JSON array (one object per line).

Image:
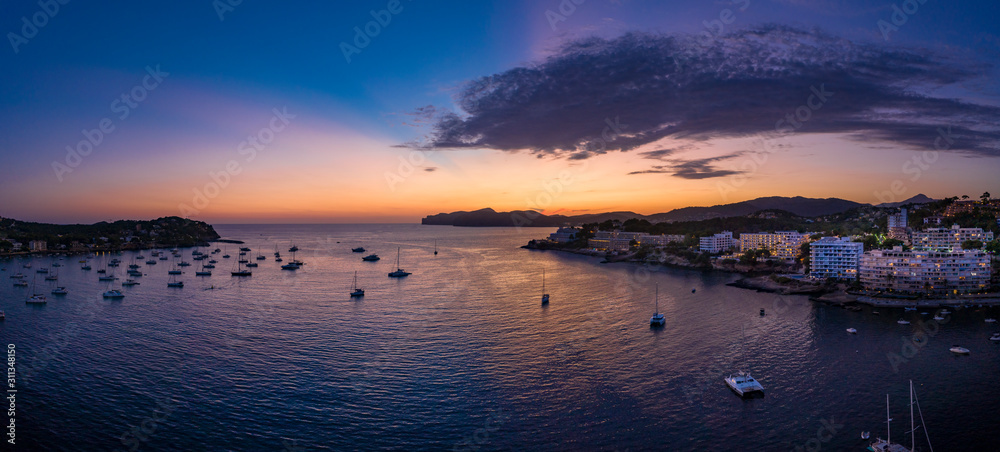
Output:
[
  {"xmin": 655, "ymin": 283, "xmax": 659, "ymax": 314},
  {"xmin": 910, "ymin": 380, "xmax": 915, "ymax": 452},
  {"xmin": 886, "ymin": 393, "xmax": 891, "ymax": 445},
  {"xmin": 542, "ymin": 269, "xmax": 545, "ymax": 294}
]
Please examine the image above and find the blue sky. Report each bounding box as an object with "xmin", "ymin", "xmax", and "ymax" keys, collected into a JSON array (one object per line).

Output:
[{"xmin": 1, "ymin": 0, "xmax": 998, "ymax": 223}]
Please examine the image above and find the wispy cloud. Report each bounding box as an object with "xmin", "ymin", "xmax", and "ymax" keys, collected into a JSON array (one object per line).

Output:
[{"xmin": 408, "ymin": 26, "xmax": 1000, "ymax": 158}]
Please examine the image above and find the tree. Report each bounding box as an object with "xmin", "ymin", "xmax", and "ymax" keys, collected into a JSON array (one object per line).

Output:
[
  {"xmin": 985, "ymin": 240, "xmax": 1000, "ymax": 254},
  {"xmin": 799, "ymin": 242, "xmax": 811, "ymax": 273},
  {"xmin": 961, "ymin": 239, "xmax": 984, "ymax": 250},
  {"xmin": 881, "ymin": 238, "xmax": 905, "ymax": 249},
  {"xmin": 982, "ymin": 192, "xmax": 992, "ymax": 203},
  {"xmin": 962, "ymin": 195, "xmax": 970, "ymax": 200}
]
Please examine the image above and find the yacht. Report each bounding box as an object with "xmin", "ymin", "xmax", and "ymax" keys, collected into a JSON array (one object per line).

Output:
[
  {"xmin": 949, "ymin": 346, "xmax": 970, "ymax": 355},
  {"xmin": 98, "ymin": 274, "xmax": 116, "ymax": 281},
  {"xmin": 725, "ymin": 372, "xmax": 764, "ymax": 397},
  {"xmin": 239, "ymin": 247, "xmax": 251, "ymax": 252},
  {"xmin": 281, "ymin": 262, "xmax": 300, "ymax": 270},
  {"xmin": 231, "ymin": 259, "xmax": 252, "ymax": 277},
  {"xmin": 146, "ymin": 259, "xmax": 157, "ymax": 265},
  {"xmin": 362, "ymin": 254, "xmax": 380, "ymax": 262},
  {"xmin": 387, "ymin": 247, "xmax": 411, "ymax": 278},
  {"xmin": 932, "ymin": 315, "xmax": 945, "ymax": 321},
  {"xmin": 127, "ymin": 269, "xmax": 142, "ymax": 277},
  {"xmin": 289, "ymin": 244, "xmax": 299, "ymax": 252},
  {"xmin": 350, "ymin": 271, "xmax": 364, "ymax": 297},
  {"xmin": 203, "ymin": 264, "xmax": 215, "ymax": 269},
  {"xmin": 724, "ymin": 327, "xmax": 764, "ymax": 397},
  {"xmin": 989, "ymin": 333, "xmax": 1000, "ymax": 342},
  {"xmin": 195, "ymin": 270, "xmax": 212, "ymax": 276},
  {"xmin": 122, "ymin": 279, "xmax": 139, "ymax": 286},
  {"xmin": 159, "ymin": 255, "xmax": 168, "ymax": 261},
  {"xmin": 867, "ymin": 381, "xmax": 933, "ymax": 452},
  {"xmin": 650, "ymin": 283, "xmax": 664, "ymax": 326},
  {"xmin": 245, "ymin": 261, "xmax": 258, "ymax": 267},
  {"xmin": 103, "ymin": 289, "xmax": 125, "ymax": 299},
  {"xmin": 897, "ymin": 319, "xmax": 910, "ymax": 325},
  {"xmin": 81, "ymin": 264, "xmax": 92, "ymax": 270},
  {"xmin": 985, "ymin": 318, "xmax": 996, "ymax": 323},
  {"xmin": 25, "ymin": 278, "xmax": 46, "ymax": 304},
  {"xmin": 352, "ymin": 247, "xmax": 365, "ymax": 253},
  {"xmin": 904, "ymin": 306, "xmax": 916, "ymax": 311},
  {"xmin": 847, "ymin": 328, "xmax": 858, "ymax": 334},
  {"xmin": 177, "ymin": 261, "xmax": 191, "ymax": 267},
  {"xmin": 51, "ymin": 286, "xmax": 68, "ymax": 295},
  {"xmin": 36, "ymin": 267, "xmax": 48, "ymax": 274}
]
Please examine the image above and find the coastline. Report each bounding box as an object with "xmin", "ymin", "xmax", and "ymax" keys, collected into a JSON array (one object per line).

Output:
[{"xmin": 524, "ymin": 242, "xmax": 1000, "ymax": 309}]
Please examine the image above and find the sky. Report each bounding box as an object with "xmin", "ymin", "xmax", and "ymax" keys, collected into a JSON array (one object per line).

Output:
[{"xmin": 1, "ymin": 0, "xmax": 999, "ymax": 224}]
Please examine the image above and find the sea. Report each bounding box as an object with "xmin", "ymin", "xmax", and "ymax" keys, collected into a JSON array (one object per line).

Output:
[{"xmin": 1, "ymin": 224, "xmax": 998, "ymax": 451}]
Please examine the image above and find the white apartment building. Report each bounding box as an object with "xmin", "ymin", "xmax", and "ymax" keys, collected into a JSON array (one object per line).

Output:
[
  {"xmin": 547, "ymin": 227, "xmax": 578, "ymax": 244},
  {"xmin": 809, "ymin": 237, "xmax": 864, "ymax": 280},
  {"xmin": 588, "ymin": 231, "xmax": 685, "ymax": 251},
  {"xmin": 700, "ymin": 231, "xmax": 735, "ymax": 254},
  {"xmin": 859, "ymin": 247, "xmax": 991, "ymax": 295},
  {"xmin": 740, "ymin": 231, "xmax": 809, "ymax": 260},
  {"xmin": 910, "ymin": 224, "xmax": 993, "ymax": 251}
]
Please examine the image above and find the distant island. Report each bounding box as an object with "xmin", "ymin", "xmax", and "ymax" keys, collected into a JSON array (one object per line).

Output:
[
  {"xmin": 0, "ymin": 216, "xmax": 221, "ymax": 254},
  {"xmin": 421, "ymin": 195, "xmax": 933, "ymax": 227}
]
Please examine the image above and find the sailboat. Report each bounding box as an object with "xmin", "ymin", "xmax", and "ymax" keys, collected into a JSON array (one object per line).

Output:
[
  {"xmin": 724, "ymin": 326, "xmax": 764, "ymax": 397},
  {"xmin": 167, "ymin": 273, "xmax": 184, "ymax": 287},
  {"xmin": 388, "ymin": 247, "xmax": 411, "ymax": 278},
  {"xmin": 350, "ymin": 271, "xmax": 364, "ymax": 297},
  {"xmin": 868, "ymin": 380, "xmax": 933, "ymax": 452},
  {"xmin": 650, "ymin": 283, "xmax": 665, "ymax": 326},
  {"xmin": 102, "ymin": 276, "xmax": 125, "ymax": 299},
  {"xmin": 541, "ymin": 269, "xmax": 549, "ymax": 304},
  {"xmin": 25, "ymin": 276, "xmax": 47, "ymax": 304},
  {"xmin": 231, "ymin": 258, "xmax": 252, "ymax": 277}
]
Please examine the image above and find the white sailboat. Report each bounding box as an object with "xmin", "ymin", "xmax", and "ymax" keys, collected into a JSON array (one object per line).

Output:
[
  {"xmin": 650, "ymin": 283, "xmax": 664, "ymax": 326},
  {"xmin": 867, "ymin": 380, "xmax": 933, "ymax": 452},
  {"xmin": 388, "ymin": 247, "xmax": 411, "ymax": 278},
  {"xmin": 350, "ymin": 271, "xmax": 364, "ymax": 297}
]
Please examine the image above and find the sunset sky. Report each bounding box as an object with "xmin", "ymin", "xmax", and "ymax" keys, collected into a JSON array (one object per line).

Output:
[{"xmin": 1, "ymin": 0, "xmax": 999, "ymax": 224}]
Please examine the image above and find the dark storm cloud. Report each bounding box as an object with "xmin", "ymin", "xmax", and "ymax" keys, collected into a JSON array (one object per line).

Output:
[
  {"xmin": 410, "ymin": 26, "xmax": 1000, "ymax": 158},
  {"xmin": 627, "ymin": 154, "xmax": 745, "ymax": 179}
]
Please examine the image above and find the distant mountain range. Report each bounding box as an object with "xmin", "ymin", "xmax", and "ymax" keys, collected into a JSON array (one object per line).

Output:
[
  {"xmin": 874, "ymin": 194, "xmax": 936, "ymax": 208},
  {"xmin": 421, "ymin": 195, "xmax": 901, "ymax": 227}
]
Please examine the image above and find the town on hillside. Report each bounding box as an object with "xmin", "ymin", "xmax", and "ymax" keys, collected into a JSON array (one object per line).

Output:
[
  {"xmin": 528, "ymin": 193, "xmax": 1000, "ymax": 302},
  {"xmin": 0, "ymin": 216, "xmax": 221, "ymax": 255}
]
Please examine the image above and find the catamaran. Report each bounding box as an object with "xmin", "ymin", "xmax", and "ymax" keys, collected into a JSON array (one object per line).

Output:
[
  {"xmin": 650, "ymin": 283, "xmax": 664, "ymax": 326},
  {"xmin": 724, "ymin": 326, "xmax": 764, "ymax": 397}
]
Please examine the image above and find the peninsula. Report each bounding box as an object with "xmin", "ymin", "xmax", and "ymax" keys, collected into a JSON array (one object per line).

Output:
[{"xmin": 0, "ymin": 216, "xmax": 221, "ymax": 255}]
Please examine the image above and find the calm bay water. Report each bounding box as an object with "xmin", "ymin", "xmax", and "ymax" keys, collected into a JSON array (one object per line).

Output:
[{"xmin": 2, "ymin": 224, "xmax": 998, "ymax": 451}]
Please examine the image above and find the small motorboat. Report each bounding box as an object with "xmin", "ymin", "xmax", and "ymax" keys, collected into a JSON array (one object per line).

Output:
[
  {"xmin": 103, "ymin": 290, "xmax": 125, "ymax": 299},
  {"xmin": 846, "ymin": 328, "xmax": 857, "ymax": 334},
  {"xmin": 122, "ymin": 279, "xmax": 139, "ymax": 286},
  {"xmin": 904, "ymin": 307, "xmax": 916, "ymax": 311},
  {"xmin": 195, "ymin": 270, "xmax": 212, "ymax": 276},
  {"xmin": 759, "ymin": 308, "xmax": 765, "ymax": 316},
  {"xmin": 897, "ymin": 319, "xmax": 910, "ymax": 325},
  {"xmin": 352, "ymin": 247, "xmax": 365, "ymax": 253},
  {"xmin": 51, "ymin": 287, "xmax": 68, "ymax": 295},
  {"xmin": 985, "ymin": 318, "xmax": 997, "ymax": 323},
  {"xmin": 949, "ymin": 346, "xmax": 970, "ymax": 355},
  {"xmin": 167, "ymin": 281, "xmax": 184, "ymax": 287},
  {"xmin": 872, "ymin": 311, "xmax": 880, "ymax": 316},
  {"xmin": 933, "ymin": 315, "xmax": 945, "ymax": 321},
  {"xmin": 362, "ymin": 254, "xmax": 380, "ymax": 262}
]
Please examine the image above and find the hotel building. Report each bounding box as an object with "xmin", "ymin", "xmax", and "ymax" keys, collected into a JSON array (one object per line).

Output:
[
  {"xmin": 910, "ymin": 224, "xmax": 993, "ymax": 251},
  {"xmin": 809, "ymin": 237, "xmax": 864, "ymax": 280},
  {"xmin": 588, "ymin": 230, "xmax": 685, "ymax": 251},
  {"xmin": 859, "ymin": 247, "xmax": 991, "ymax": 295},
  {"xmin": 739, "ymin": 231, "xmax": 809, "ymax": 260},
  {"xmin": 699, "ymin": 231, "xmax": 735, "ymax": 254}
]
